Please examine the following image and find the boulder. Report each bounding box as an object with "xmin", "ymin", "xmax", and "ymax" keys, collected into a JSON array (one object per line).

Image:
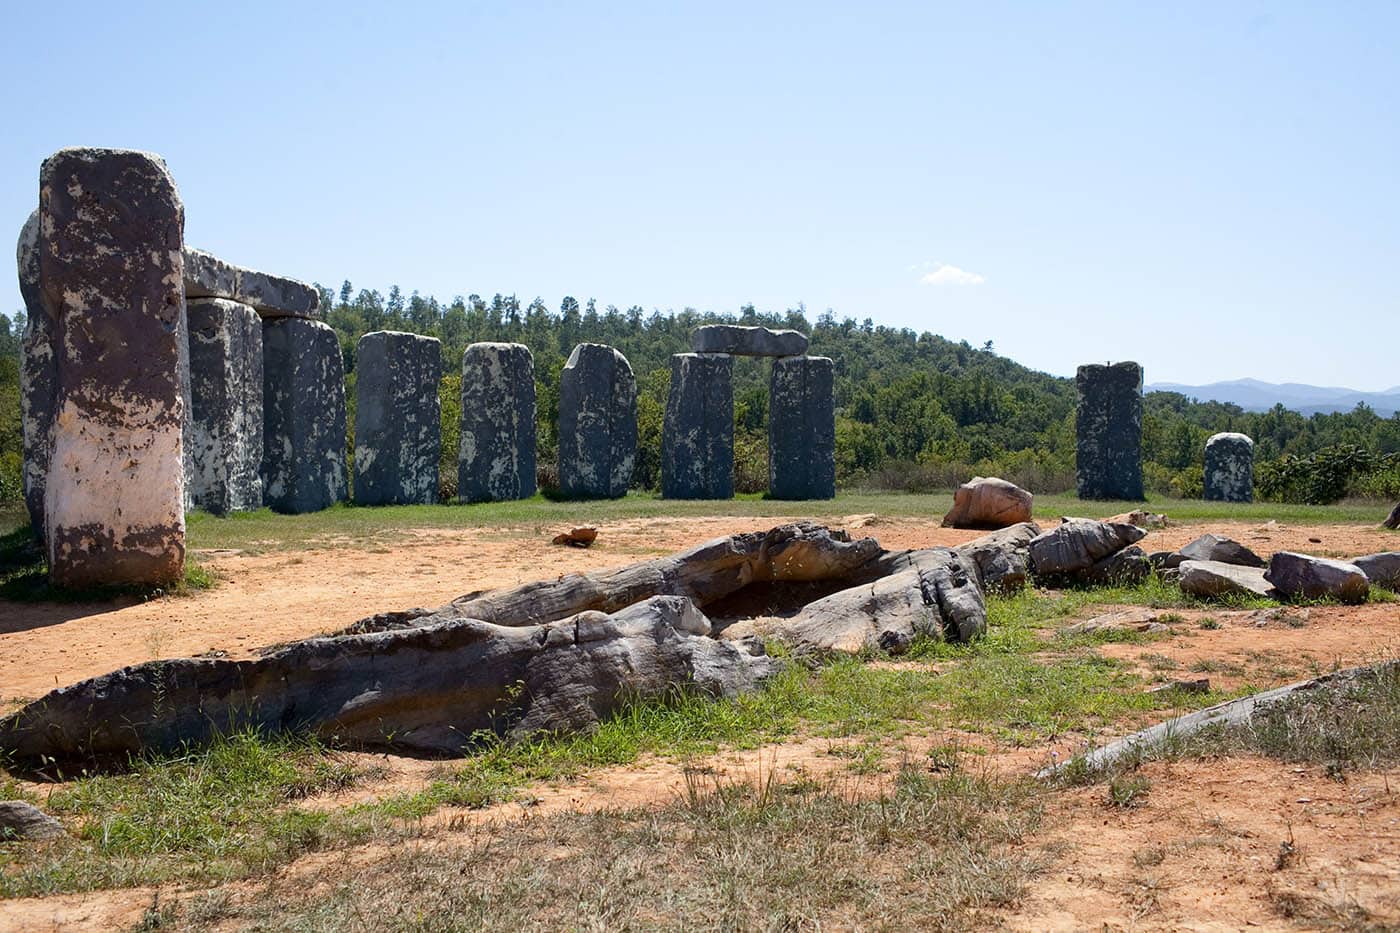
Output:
[
  {"xmin": 0, "ymin": 801, "xmax": 64, "ymax": 840},
  {"xmin": 1203, "ymin": 432, "xmax": 1254, "ymax": 503},
  {"xmin": 690, "ymin": 324, "xmax": 808, "ymax": 357},
  {"xmin": 768, "ymin": 355, "xmax": 835, "ymax": 500},
  {"xmin": 40, "ymin": 148, "xmax": 187, "ymax": 588},
  {"xmin": 558, "ymin": 344, "xmax": 637, "ymax": 498},
  {"xmin": 458, "ymin": 342, "xmax": 536, "ymax": 503},
  {"xmin": 1148, "ymin": 551, "xmax": 1185, "ymax": 570},
  {"xmin": 1179, "ymin": 560, "xmax": 1274, "ymax": 599},
  {"xmin": 662, "ymin": 353, "xmax": 734, "ymax": 499},
  {"xmin": 1264, "ymin": 552, "xmax": 1369, "ymax": 604},
  {"xmin": 262, "ymin": 318, "xmax": 347, "ymax": 513},
  {"xmin": 941, "ymin": 476, "xmax": 1033, "ymax": 530},
  {"xmin": 1075, "ymin": 362, "xmax": 1144, "ymax": 500},
  {"xmin": 1353, "ymin": 552, "xmax": 1400, "ymax": 590},
  {"xmin": 1077, "ymin": 546, "xmax": 1151, "ymax": 585},
  {"xmin": 16, "ymin": 209, "xmax": 54, "ymax": 542},
  {"xmin": 952, "ymin": 521, "xmax": 1042, "ymax": 591},
  {"xmin": 1108, "ymin": 510, "xmax": 1168, "ymax": 530},
  {"xmin": 1177, "ymin": 533, "xmax": 1264, "ymax": 568},
  {"xmin": 353, "ymin": 331, "xmax": 442, "ymax": 505},
  {"xmin": 1028, "ymin": 520, "xmax": 1147, "ymax": 577},
  {"xmin": 187, "ymin": 299, "xmax": 263, "ymax": 515}
]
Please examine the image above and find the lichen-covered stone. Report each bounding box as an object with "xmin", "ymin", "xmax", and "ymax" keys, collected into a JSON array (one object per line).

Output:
[
  {"xmin": 459, "ymin": 342, "xmax": 536, "ymax": 503},
  {"xmin": 1075, "ymin": 362, "xmax": 1144, "ymax": 500},
  {"xmin": 1265, "ymin": 552, "xmax": 1369, "ymax": 604},
  {"xmin": 17, "ymin": 209, "xmax": 54, "ymax": 542},
  {"xmin": 40, "ymin": 148, "xmax": 187, "ymax": 588},
  {"xmin": 182, "ymin": 248, "xmax": 237, "ymax": 300},
  {"xmin": 262, "ymin": 318, "xmax": 346, "ymax": 513},
  {"xmin": 354, "ymin": 331, "xmax": 441, "ymax": 505},
  {"xmin": 768, "ymin": 355, "xmax": 835, "ymax": 500},
  {"xmin": 1204, "ymin": 432, "xmax": 1254, "ymax": 503},
  {"xmin": 559, "ymin": 344, "xmax": 637, "ymax": 498},
  {"xmin": 187, "ymin": 299, "xmax": 263, "ymax": 514},
  {"xmin": 183, "ymin": 247, "xmax": 320, "ymax": 319},
  {"xmin": 691, "ymin": 324, "xmax": 809, "ymax": 357},
  {"xmin": 662, "ymin": 353, "xmax": 733, "ymax": 499}
]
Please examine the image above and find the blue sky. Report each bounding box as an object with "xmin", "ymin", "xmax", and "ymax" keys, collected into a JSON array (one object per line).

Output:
[{"xmin": 3, "ymin": 1, "xmax": 1397, "ymax": 389}]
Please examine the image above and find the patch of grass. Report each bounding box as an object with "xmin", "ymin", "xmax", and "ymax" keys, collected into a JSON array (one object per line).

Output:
[
  {"xmin": 1198, "ymin": 617, "xmax": 1221, "ymax": 630},
  {"xmin": 1106, "ymin": 774, "xmax": 1152, "ymax": 809}
]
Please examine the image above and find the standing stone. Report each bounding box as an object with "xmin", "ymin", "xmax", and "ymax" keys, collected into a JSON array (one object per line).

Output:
[
  {"xmin": 459, "ymin": 342, "xmax": 536, "ymax": 503},
  {"xmin": 353, "ymin": 331, "xmax": 442, "ymax": 505},
  {"xmin": 1204, "ymin": 432, "xmax": 1254, "ymax": 503},
  {"xmin": 769, "ymin": 355, "xmax": 835, "ymax": 500},
  {"xmin": 262, "ymin": 318, "xmax": 347, "ymax": 513},
  {"xmin": 558, "ymin": 344, "xmax": 637, "ymax": 498},
  {"xmin": 662, "ymin": 353, "xmax": 733, "ymax": 500},
  {"xmin": 187, "ymin": 298, "xmax": 263, "ymax": 514},
  {"xmin": 17, "ymin": 209, "xmax": 54, "ymax": 542},
  {"xmin": 40, "ymin": 148, "xmax": 187, "ymax": 588},
  {"xmin": 1075, "ymin": 362, "xmax": 1144, "ymax": 501}
]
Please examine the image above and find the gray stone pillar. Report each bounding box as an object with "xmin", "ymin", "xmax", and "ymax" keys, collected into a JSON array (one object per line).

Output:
[
  {"xmin": 768, "ymin": 355, "xmax": 835, "ymax": 500},
  {"xmin": 662, "ymin": 353, "xmax": 733, "ymax": 499},
  {"xmin": 459, "ymin": 342, "xmax": 536, "ymax": 503},
  {"xmin": 187, "ymin": 298, "xmax": 263, "ymax": 514},
  {"xmin": 1075, "ymin": 362, "xmax": 1144, "ymax": 501},
  {"xmin": 40, "ymin": 148, "xmax": 187, "ymax": 588},
  {"xmin": 16, "ymin": 209, "xmax": 54, "ymax": 543},
  {"xmin": 353, "ymin": 331, "xmax": 442, "ymax": 505},
  {"xmin": 1204, "ymin": 432, "xmax": 1254, "ymax": 502},
  {"xmin": 558, "ymin": 343, "xmax": 637, "ymax": 498},
  {"xmin": 262, "ymin": 318, "xmax": 347, "ymax": 513}
]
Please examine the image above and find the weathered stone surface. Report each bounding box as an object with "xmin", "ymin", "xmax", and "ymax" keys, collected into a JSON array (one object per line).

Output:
[
  {"xmin": 354, "ymin": 331, "xmax": 441, "ymax": 505},
  {"xmin": 1353, "ymin": 552, "xmax": 1400, "ymax": 590},
  {"xmin": 187, "ymin": 299, "xmax": 263, "ymax": 514},
  {"xmin": 0, "ymin": 596, "xmax": 781, "ymax": 765},
  {"xmin": 0, "ymin": 801, "xmax": 64, "ymax": 840},
  {"xmin": 1265, "ymin": 552, "xmax": 1369, "ymax": 604},
  {"xmin": 662, "ymin": 353, "xmax": 734, "ymax": 499},
  {"xmin": 690, "ymin": 324, "xmax": 809, "ymax": 357},
  {"xmin": 262, "ymin": 318, "xmax": 347, "ymax": 513},
  {"xmin": 1028, "ymin": 520, "xmax": 1147, "ymax": 577},
  {"xmin": 40, "ymin": 148, "xmax": 187, "ymax": 588},
  {"xmin": 953, "ymin": 521, "xmax": 1042, "ymax": 591},
  {"xmin": 769, "ymin": 355, "xmax": 835, "ymax": 500},
  {"xmin": 182, "ymin": 248, "xmax": 237, "ymax": 300},
  {"xmin": 1075, "ymin": 362, "xmax": 1144, "ymax": 500},
  {"xmin": 941, "ymin": 476, "xmax": 1033, "ymax": 529},
  {"xmin": 1179, "ymin": 560, "xmax": 1274, "ymax": 599},
  {"xmin": 1148, "ymin": 551, "xmax": 1185, "ymax": 570},
  {"xmin": 1178, "ymin": 533, "xmax": 1264, "ymax": 568},
  {"xmin": 1204, "ymin": 432, "xmax": 1254, "ymax": 502},
  {"xmin": 1078, "ymin": 545, "xmax": 1151, "ymax": 585},
  {"xmin": 182, "ymin": 248, "xmax": 320, "ymax": 319},
  {"xmin": 459, "ymin": 342, "xmax": 536, "ymax": 503},
  {"xmin": 558, "ymin": 344, "xmax": 637, "ymax": 498},
  {"xmin": 17, "ymin": 209, "xmax": 54, "ymax": 541},
  {"xmin": 1108, "ymin": 509, "xmax": 1168, "ymax": 530}
]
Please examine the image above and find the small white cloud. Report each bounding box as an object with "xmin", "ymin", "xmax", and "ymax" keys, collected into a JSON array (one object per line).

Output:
[{"xmin": 919, "ymin": 263, "xmax": 985, "ymax": 286}]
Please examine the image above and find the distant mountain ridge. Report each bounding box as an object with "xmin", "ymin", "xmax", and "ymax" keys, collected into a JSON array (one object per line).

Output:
[{"xmin": 1147, "ymin": 378, "xmax": 1400, "ymax": 417}]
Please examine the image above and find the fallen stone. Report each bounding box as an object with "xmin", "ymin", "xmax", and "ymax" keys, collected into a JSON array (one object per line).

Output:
[
  {"xmin": 1178, "ymin": 533, "xmax": 1265, "ymax": 568},
  {"xmin": 1149, "ymin": 678, "xmax": 1209, "ymax": 695},
  {"xmin": 1062, "ymin": 608, "xmax": 1167, "ymax": 636},
  {"xmin": 0, "ymin": 801, "xmax": 64, "ymax": 840},
  {"xmin": 662, "ymin": 353, "xmax": 733, "ymax": 499},
  {"xmin": 40, "ymin": 148, "xmax": 187, "ymax": 588},
  {"xmin": 768, "ymin": 355, "xmax": 835, "ymax": 500},
  {"xmin": 1353, "ymin": 552, "xmax": 1400, "ymax": 590},
  {"xmin": 262, "ymin": 318, "xmax": 347, "ymax": 513},
  {"xmin": 1204, "ymin": 432, "xmax": 1254, "ymax": 503},
  {"xmin": 1148, "ymin": 551, "xmax": 1185, "ymax": 570},
  {"xmin": 1075, "ymin": 362, "xmax": 1144, "ymax": 500},
  {"xmin": 558, "ymin": 344, "xmax": 637, "ymax": 498},
  {"xmin": 1178, "ymin": 560, "xmax": 1274, "ymax": 599},
  {"xmin": 1265, "ymin": 552, "xmax": 1370, "ymax": 604},
  {"xmin": 690, "ymin": 324, "xmax": 808, "ymax": 357},
  {"xmin": 552, "ymin": 527, "xmax": 597, "ymax": 548},
  {"xmin": 16, "ymin": 209, "xmax": 53, "ymax": 542},
  {"xmin": 353, "ymin": 331, "xmax": 441, "ymax": 506},
  {"xmin": 951, "ymin": 521, "xmax": 1042, "ymax": 591},
  {"xmin": 941, "ymin": 476, "xmax": 1033, "ymax": 530},
  {"xmin": 1028, "ymin": 520, "xmax": 1147, "ymax": 577},
  {"xmin": 1077, "ymin": 545, "xmax": 1151, "ymax": 585},
  {"xmin": 1108, "ymin": 510, "xmax": 1168, "ymax": 530},
  {"xmin": 1385, "ymin": 504, "xmax": 1400, "ymax": 530},
  {"xmin": 187, "ymin": 298, "xmax": 263, "ymax": 515},
  {"xmin": 459, "ymin": 342, "xmax": 536, "ymax": 503}
]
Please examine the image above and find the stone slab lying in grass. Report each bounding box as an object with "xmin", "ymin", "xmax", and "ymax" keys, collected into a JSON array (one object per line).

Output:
[
  {"xmin": 1353, "ymin": 552, "xmax": 1400, "ymax": 590},
  {"xmin": 1178, "ymin": 559, "xmax": 1274, "ymax": 599},
  {"xmin": 1177, "ymin": 533, "xmax": 1264, "ymax": 568},
  {"xmin": 0, "ymin": 801, "xmax": 64, "ymax": 840},
  {"xmin": 1265, "ymin": 552, "xmax": 1369, "ymax": 604},
  {"xmin": 1028, "ymin": 519, "xmax": 1147, "ymax": 577}
]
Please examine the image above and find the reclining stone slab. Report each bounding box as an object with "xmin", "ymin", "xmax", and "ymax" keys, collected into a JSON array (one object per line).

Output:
[
  {"xmin": 183, "ymin": 247, "xmax": 321, "ymax": 320},
  {"xmin": 691, "ymin": 324, "xmax": 809, "ymax": 357}
]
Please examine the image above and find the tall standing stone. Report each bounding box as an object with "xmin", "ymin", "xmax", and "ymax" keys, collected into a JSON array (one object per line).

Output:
[
  {"xmin": 1075, "ymin": 362, "xmax": 1144, "ymax": 501},
  {"xmin": 262, "ymin": 318, "xmax": 347, "ymax": 513},
  {"xmin": 558, "ymin": 343, "xmax": 637, "ymax": 499},
  {"xmin": 353, "ymin": 331, "xmax": 442, "ymax": 505},
  {"xmin": 662, "ymin": 353, "xmax": 733, "ymax": 499},
  {"xmin": 187, "ymin": 298, "xmax": 263, "ymax": 514},
  {"xmin": 1204, "ymin": 432, "xmax": 1254, "ymax": 503},
  {"xmin": 17, "ymin": 209, "xmax": 54, "ymax": 542},
  {"xmin": 40, "ymin": 149, "xmax": 187, "ymax": 588},
  {"xmin": 769, "ymin": 355, "xmax": 835, "ymax": 500},
  {"xmin": 459, "ymin": 342, "xmax": 536, "ymax": 503}
]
